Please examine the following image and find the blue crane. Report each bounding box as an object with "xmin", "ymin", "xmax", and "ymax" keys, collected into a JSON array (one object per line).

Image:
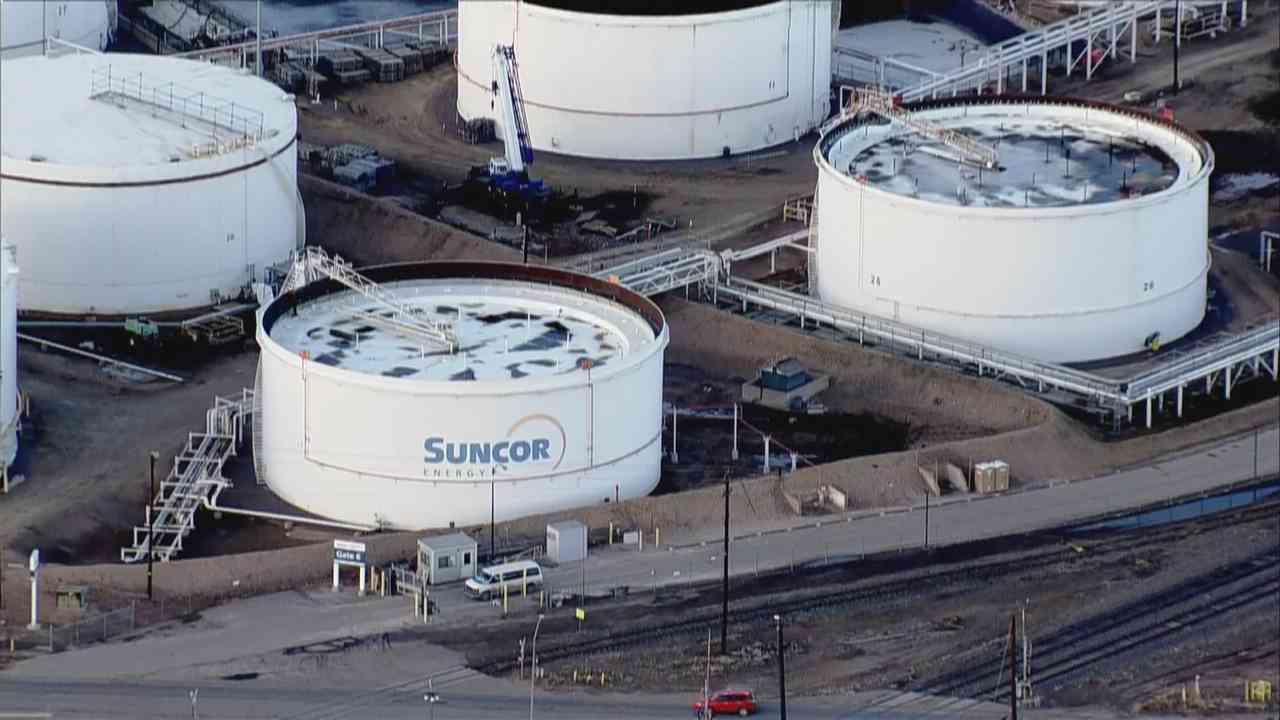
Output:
[{"xmin": 484, "ymin": 44, "xmax": 548, "ymax": 201}]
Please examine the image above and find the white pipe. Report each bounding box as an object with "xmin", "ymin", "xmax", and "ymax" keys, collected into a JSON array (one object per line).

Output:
[
  {"xmin": 17, "ymin": 333, "xmax": 185, "ymax": 382},
  {"xmin": 202, "ymin": 493, "xmax": 374, "ymax": 532}
]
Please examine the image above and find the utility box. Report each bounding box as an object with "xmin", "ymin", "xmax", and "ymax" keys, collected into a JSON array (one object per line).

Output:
[
  {"xmin": 417, "ymin": 532, "xmax": 477, "ymax": 586},
  {"xmin": 973, "ymin": 461, "xmax": 1011, "ymax": 494},
  {"xmin": 759, "ymin": 357, "xmax": 809, "ymax": 392},
  {"xmin": 546, "ymin": 521, "xmax": 587, "ymax": 564},
  {"xmin": 55, "ymin": 585, "xmax": 90, "ymax": 612}
]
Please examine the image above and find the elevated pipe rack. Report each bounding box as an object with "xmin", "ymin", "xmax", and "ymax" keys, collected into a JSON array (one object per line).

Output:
[
  {"xmin": 838, "ymin": 2, "xmax": 1247, "ymax": 100},
  {"xmin": 582, "ymin": 231, "xmax": 1277, "ymax": 428}
]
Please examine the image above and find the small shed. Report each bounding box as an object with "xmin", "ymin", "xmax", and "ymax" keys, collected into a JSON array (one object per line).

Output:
[
  {"xmin": 759, "ymin": 357, "xmax": 809, "ymax": 391},
  {"xmin": 546, "ymin": 520, "xmax": 587, "ymax": 564},
  {"xmin": 417, "ymin": 532, "xmax": 477, "ymax": 586}
]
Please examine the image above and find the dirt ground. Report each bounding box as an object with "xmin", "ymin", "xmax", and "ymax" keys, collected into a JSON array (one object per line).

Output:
[{"xmin": 298, "ymin": 65, "xmax": 821, "ymax": 240}]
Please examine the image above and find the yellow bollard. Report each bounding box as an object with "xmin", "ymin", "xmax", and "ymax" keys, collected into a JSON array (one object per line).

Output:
[
  {"xmin": 502, "ymin": 581, "xmax": 508, "ymax": 616},
  {"xmin": 573, "ymin": 669, "xmax": 578, "ymax": 683},
  {"xmin": 522, "ymin": 568, "xmax": 528, "ymax": 597},
  {"xmin": 600, "ymin": 671, "xmax": 605, "ymax": 687},
  {"xmin": 655, "ymin": 527, "xmax": 661, "ymax": 547},
  {"xmin": 609, "ymin": 522, "xmax": 614, "ymax": 545}
]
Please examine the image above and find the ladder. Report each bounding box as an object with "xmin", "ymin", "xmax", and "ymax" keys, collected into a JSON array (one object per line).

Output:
[
  {"xmin": 290, "ymin": 247, "xmax": 457, "ymax": 351},
  {"xmin": 120, "ymin": 390, "xmax": 254, "ymax": 563},
  {"xmin": 841, "ymin": 86, "xmax": 1000, "ymax": 169}
]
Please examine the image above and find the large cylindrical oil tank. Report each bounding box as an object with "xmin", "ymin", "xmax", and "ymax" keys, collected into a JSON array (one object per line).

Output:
[
  {"xmin": 256, "ymin": 262, "xmax": 669, "ymax": 530},
  {"xmin": 457, "ymin": 0, "xmax": 836, "ymax": 160},
  {"xmin": 812, "ymin": 96, "xmax": 1213, "ymax": 362},
  {"xmin": 0, "ymin": 52, "xmax": 300, "ymax": 317},
  {"xmin": 0, "ymin": 0, "xmax": 116, "ymax": 52},
  {"xmin": 0, "ymin": 239, "xmax": 18, "ymax": 467}
]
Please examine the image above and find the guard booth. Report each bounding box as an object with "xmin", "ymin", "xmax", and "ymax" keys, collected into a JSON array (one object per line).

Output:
[
  {"xmin": 546, "ymin": 520, "xmax": 587, "ymax": 564},
  {"xmin": 417, "ymin": 532, "xmax": 477, "ymax": 585}
]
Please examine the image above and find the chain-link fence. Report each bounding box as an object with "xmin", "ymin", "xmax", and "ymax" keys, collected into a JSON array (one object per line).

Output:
[{"xmin": 46, "ymin": 603, "xmax": 136, "ymax": 652}]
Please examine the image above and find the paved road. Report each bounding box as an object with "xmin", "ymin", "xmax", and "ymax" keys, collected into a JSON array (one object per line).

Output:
[{"xmin": 0, "ymin": 678, "xmax": 1018, "ymax": 719}]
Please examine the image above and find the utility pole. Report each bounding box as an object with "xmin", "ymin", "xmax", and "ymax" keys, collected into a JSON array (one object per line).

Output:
[
  {"xmin": 490, "ymin": 479, "xmax": 496, "ymax": 561},
  {"xmin": 1253, "ymin": 428, "xmax": 1259, "ymax": 479},
  {"xmin": 424, "ymin": 679, "xmax": 439, "ymax": 720},
  {"xmin": 775, "ymin": 614, "xmax": 787, "ymax": 720},
  {"xmin": 924, "ymin": 491, "xmax": 930, "ymax": 548},
  {"xmin": 529, "ymin": 614, "xmax": 544, "ymax": 720},
  {"xmin": 1008, "ymin": 614, "xmax": 1018, "ymax": 720},
  {"xmin": 1172, "ymin": 0, "xmax": 1181, "ymax": 95},
  {"xmin": 720, "ymin": 472, "xmax": 730, "ymax": 655},
  {"xmin": 255, "ymin": 0, "xmax": 263, "ymax": 78},
  {"xmin": 523, "ymin": 226, "xmax": 530, "ymax": 265},
  {"xmin": 1021, "ymin": 599, "xmax": 1031, "ymax": 701},
  {"xmin": 147, "ymin": 451, "xmax": 158, "ymax": 601}
]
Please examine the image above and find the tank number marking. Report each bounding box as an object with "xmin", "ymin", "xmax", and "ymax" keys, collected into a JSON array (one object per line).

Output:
[
  {"xmin": 1142, "ymin": 281, "xmax": 1155, "ymax": 292},
  {"xmin": 869, "ymin": 274, "xmax": 882, "ymax": 287}
]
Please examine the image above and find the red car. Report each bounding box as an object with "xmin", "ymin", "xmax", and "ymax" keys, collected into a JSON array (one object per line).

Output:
[{"xmin": 693, "ymin": 689, "xmax": 759, "ymax": 717}]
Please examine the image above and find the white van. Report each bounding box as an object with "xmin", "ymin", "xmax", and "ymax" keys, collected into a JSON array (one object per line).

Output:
[{"xmin": 464, "ymin": 560, "xmax": 544, "ymax": 600}]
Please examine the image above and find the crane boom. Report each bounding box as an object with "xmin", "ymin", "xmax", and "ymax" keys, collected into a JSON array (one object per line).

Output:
[
  {"xmin": 493, "ymin": 44, "xmax": 533, "ymax": 175},
  {"xmin": 839, "ymin": 86, "xmax": 1000, "ymax": 170}
]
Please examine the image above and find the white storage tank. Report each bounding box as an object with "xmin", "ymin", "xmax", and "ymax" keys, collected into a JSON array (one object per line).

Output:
[
  {"xmin": 256, "ymin": 261, "xmax": 669, "ymax": 530},
  {"xmin": 0, "ymin": 52, "xmax": 301, "ymax": 316},
  {"xmin": 813, "ymin": 96, "xmax": 1213, "ymax": 362},
  {"xmin": 457, "ymin": 0, "xmax": 836, "ymax": 160},
  {"xmin": 0, "ymin": 0, "xmax": 116, "ymax": 54},
  {"xmin": 0, "ymin": 239, "xmax": 18, "ymax": 468}
]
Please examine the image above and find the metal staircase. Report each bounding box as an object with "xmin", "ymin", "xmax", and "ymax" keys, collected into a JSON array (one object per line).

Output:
[
  {"xmin": 839, "ymin": 86, "xmax": 999, "ymax": 169},
  {"xmin": 252, "ymin": 360, "xmax": 268, "ymax": 487},
  {"xmin": 289, "ymin": 247, "xmax": 457, "ymax": 351},
  {"xmin": 121, "ymin": 390, "xmax": 254, "ymax": 563}
]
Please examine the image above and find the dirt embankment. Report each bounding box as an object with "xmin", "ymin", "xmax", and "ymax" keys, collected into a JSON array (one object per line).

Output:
[
  {"xmin": 660, "ymin": 299, "xmax": 1048, "ymax": 441},
  {"xmin": 300, "ymin": 174, "xmax": 519, "ymax": 266}
]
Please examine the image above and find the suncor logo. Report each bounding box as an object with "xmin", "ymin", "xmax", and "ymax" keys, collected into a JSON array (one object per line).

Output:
[{"xmin": 423, "ymin": 414, "xmax": 566, "ymax": 479}]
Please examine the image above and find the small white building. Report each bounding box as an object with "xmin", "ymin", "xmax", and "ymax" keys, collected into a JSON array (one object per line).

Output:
[
  {"xmin": 417, "ymin": 532, "xmax": 478, "ymax": 586},
  {"xmin": 546, "ymin": 521, "xmax": 587, "ymax": 564}
]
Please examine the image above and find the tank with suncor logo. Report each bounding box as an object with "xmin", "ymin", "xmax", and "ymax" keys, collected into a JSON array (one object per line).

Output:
[{"xmin": 256, "ymin": 261, "xmax": 668, "ymax": 530}]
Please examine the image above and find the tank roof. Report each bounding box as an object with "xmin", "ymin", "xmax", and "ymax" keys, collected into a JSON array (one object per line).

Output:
[
  {"xmin": 264, "ymin": 264, "xmax": 663, "ymax": 385},
  {"xmin": 0, "ymin": 52, "xmax": 296, "ymax": 173},
  {"xmin": 526, "ymin": 0, "xmax": 777, "ymax": 16},
  {"xmin": 820, "ymin": 96, "xmax": 1211, "ymax": 210}
]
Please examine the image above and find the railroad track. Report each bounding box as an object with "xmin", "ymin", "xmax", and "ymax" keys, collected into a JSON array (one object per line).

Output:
[
  {"xmin": 472, "ymin": 498, "xmax": 1280, "ymax": 675},
  {"xmin": 916, "ymin": 548, "xmax": 1280, "ymax": 700}
]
